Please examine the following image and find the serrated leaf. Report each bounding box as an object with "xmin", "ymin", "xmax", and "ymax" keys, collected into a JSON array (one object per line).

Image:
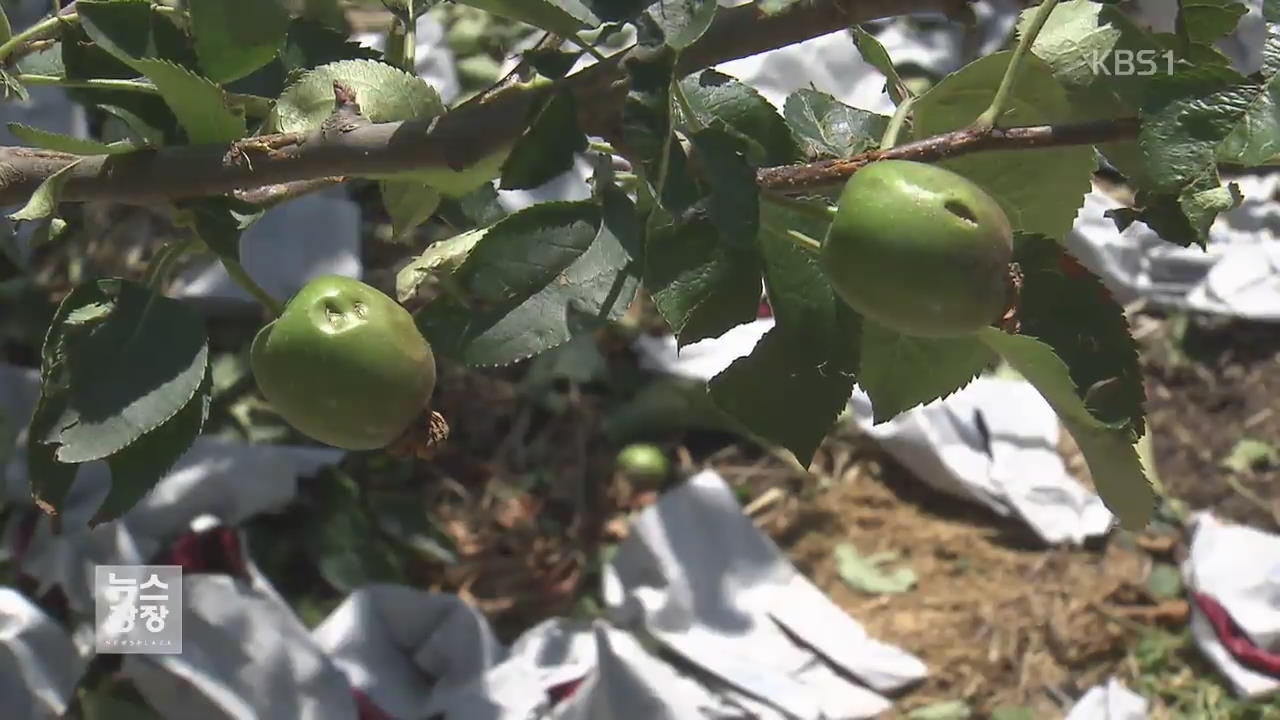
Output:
[
  {"xmin": 1181, "ymin": 0, "xmax": 1250, "ymax": 46},
  {"xmin": 96, "ymin": 365, "xmax": 211, "ymax": 526},
  {"xmin": 500, "ymin": 90, "xmax": 588, "ymax": 190},
  {"xmin": 1106, "ymin": 176, "xmax": 1243, "ymax": 248},
  {"xmin": 182, "ymin": 195, "xmax": 264, "ymax": 261},
  {"xmin": 8, "ymin": 160, "xmax": 80, "ymax": 223},
  {"xmin": 624, "ymin": 45, "xmax": 700, "ymax": 212},
  {"xmin": 396, "ymin": 226, "xmax": 489, "ymax": 303},
  {"xmin": 416, "ymin": 200, "xmax": 639, "ymax": 366},
  {"xmin": 267, "ymin": 58, "xmax": 444, "ymax": 133},
  {"xmin": 129, "ymin": 58, "xmax": 246, "ymax": 144},
  {"xmin": 912, "ymin": 51, "xmax": 1095, "ymax": 239},
  {"xmin": 978, "ymin": 328, "xmax": 1155, "ymax": 531},
  {"xmin": 1140, "ymin": 62, "xmax": 1272, "ymax": 191},
  {"xmin": 1216, "ymin": 8, "xmax": 1280, "ymax": 166},
  {"xmin": 689, "ymin": 127, "xmax": 758, "ymax": 250},
  {"xmin": 40, "ymin": 279, "xmax": 209, "ymax": 464},
  {"xmin": 1021, "ymin": 0, "xmax": 1165, "ymax": 184},
  {"xmin": 380, "ymin": 181, "xmax": 442, "ymax": 243},
  {"xmin": 707, "ymin": 197, "xmax": 860, "ymax": 464},
  {"xmin": 853, "ymin": 26, "xmax": 911, "ymax": 105},
  {"xmin": 834, "ymin": 544, "xmax": 916, "ymax": 594},
  {"xmin": 858, "ymin": 320, "xmax": 993, "ymax": 423},
  {"xmin": 1012, "ymin": 233, "xmax": 1147, "ymax": 435},
  {"xmin": 454, "ymin": 0, "xmax": 594, "ymax": 35},
  {"xmin": 7, "ymin": 123, "xmax": 140, "ymax": 155},
  {"xmin": 306, "ymin": 468, "xmax": 404, "ymax": 592},
  {"xmin": 783, "ymin": 88, "xmax": 889, "ymax": 159},
  {"xmin": 647, "ymin": 0, "xmax": 717, "ymax": 50},
  {"xmin": 76, "ymin": 0, "xmax": 160, "ymax": 62},
  {"xmin": 681, "ymin": 70, "xmax": 804, "ymax": 166},
  {"xmin": 98, "ymin": 104, "xmax": 165, "ymax": 147},
  {"xmin": 281, "ymin": 18, "xmax": 384, "ymax": 73},
  {"xmin": 645, "ymin": 215, "xmax": 762, "ymax": 347},
  {"xmin": 190, "ymin": 0, "xmax": 290, "ymax": 83}
]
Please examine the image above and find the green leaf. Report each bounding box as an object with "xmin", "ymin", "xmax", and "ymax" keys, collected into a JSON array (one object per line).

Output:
[
  {"xmin": 306, "ymin": 468, "xmax": 404, "ymax": 592},
  {"xmin": 908, "ymin": 701, "xmax": 973, "ymax": 720},
  {"xmin": 416, "ymin": 201, "xmax": 633, "ymax": 366},
  {"xmin": 97, "ymin": 104, "xmax": 165, "ymax": 147},
  {"xmin": 0, "ymin": 5, "xmax": 11, "ymax": 47},
  {"xmin": 833, "ymin": 544, "xmax": 916, "ymax": 594},
  {"xmin": 689, "ymin": 127, "xmax": 759, "ymax": 250},
  {"xmin": 977, "ymin": 328, "xmax": 1156, "ymax": 531},
  {"xmin": 268, "ymin": 59, "xmax": 445, "ymax": 133},
  {"xmin": 8, "ymin": 160, "xmax": 80, "ymax": 223},
  {"xmin": 38, "ymin": 279, "xmax": 210, "ymax": 464},
  {"xmin": 500, "ymin": 90, "xmax": 588, "ymax": 190},
  {"xmin": 624, "ymin": 45, "xmax": 700, "ymax": 212},
  {"xmin": 1180, "ymin": 0, "xmax": 1250, "ymax": 46},
  {"xmin": 97, "ymin": 365, "xmax": 211, "ymax": 526},
  {"xmin": 1140, "ymin": 65, "xmax": 1258, "ymax": 191},
  {"xmin": 1106, "ymin": 175, "xmax": 1243, "ymax": 248},
  {"xmin": 1012, "ymin": 233, "xmax": 1146, "ymax": 435},
  {"xmin": 280, "ymin": 18, "xmax": 384, "ymax": 74},
  {"xmin": 181, "ymin": 195, "xmax": 264, "ymax": 261},
  {"xmin": 7, "ymin": 123, "xmax": 140, "ymax": 155},
  {"xmin": 453, "ymin": 0, "xmax": 594, "ymax": 36},
  {"xmin": 681, "ymin": 70, "xmax": 805, "ymax": 166},
  {"xmin": 858, "ymin": 320, "xmax": 993, "ymax": 423},
  {"xmin": 645, "ymin": 215, "xmax": 762, "ymax": 347},
  {"xmin": 783, "ymin": 88, "xmax": 890, "ymax": 159},
  {"xmin": 396, "ymin": 226, "xmax": 488, "ymax": 304},
  {"xmin": 132, "ymin": 58, "xmax": 247, "ymax": 144},
  {"xmin": 76, "ymin": 0, "xmax": 161, "ymax": 62},
  {"xmin": 1021, "ymin": 0, "xmax": 1166, "ymax": 184},
  {"xmin": 853, "ymin": 26, "xmax": 911, "ymax": 105},
  {"xmin": 1216, "ymin": 4, "xmax": 1280, "ymax": 167},
  {"xmin": 189, "ymin": 0, "xmax": 291, "ymax": 83},
  {"xmin": 1146, "ymin": 562, "xmax": 1184, "ymax": 600},
  {"xmin": 647, "ymin": 0, "xmax": 717, "ymax": 50},
  {"xmin": 912, "ymin": 51, "xmax": 1095, "ymax": 239},
  {"xmin": 1221, "ymin": 438, "xmax": 1279, "ymax": 473},
  {"xmin": 380, "ymin": 181, "xmax": 442, "ymax": 243},
  {"xmin": 707, "ymin": 197, "xmax": 860, "ymax": 464}
]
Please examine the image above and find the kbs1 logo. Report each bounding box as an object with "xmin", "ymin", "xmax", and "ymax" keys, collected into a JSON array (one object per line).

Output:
[{"xmin": 1089, "ymin": 49, "xmax": 1176, "ymax": 76}]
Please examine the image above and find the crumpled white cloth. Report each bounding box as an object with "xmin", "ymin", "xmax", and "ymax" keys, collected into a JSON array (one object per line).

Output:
[
  {"xmin": 312, "ymin": 471, "xmax": 926, "ymax": 720},
  {"xmin": 1066, "ymin": 175, "xmax": 1280, "ymax": 321},
  {"xmin": 120, "ymin": 553, "xmax": 361, "ymax": 720},
  {"xmin": 0, "ymin": 587, "xmax": 88, "ymax": 720},
  {"xmin": 603, "ymin": 469, "xmax": 928, "ymax": 719},
  {"xmin": 1064, "ymin": 677, "xmax": 1148, "ymax": 720},
  {"xmin": 1183, "ymin": 513, "xmax": 1280, "ymax": 698},
  {"xmin": 634, "ymin": 319, "xmax": 1115, "ymax": 544}
]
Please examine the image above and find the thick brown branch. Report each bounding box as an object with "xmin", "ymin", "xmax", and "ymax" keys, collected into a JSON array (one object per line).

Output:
[
  {"xmin": 0, "ymin": 0, "xmax": 953, "ymax": 207},
  {"xmin": 758, "ymin": 118, "xmax": 1143, "ymax": 192}
]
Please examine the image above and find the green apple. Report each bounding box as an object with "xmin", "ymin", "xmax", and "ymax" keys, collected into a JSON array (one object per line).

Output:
[
  {"xmin": 251, "ymin": 275, "xmax": 436, "ymax": 450},
  {"xmin": 821, "ymin": 160, "xmax": 1013, "ymax": 337}
]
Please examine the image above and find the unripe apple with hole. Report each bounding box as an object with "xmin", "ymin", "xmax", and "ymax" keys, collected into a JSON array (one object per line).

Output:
[
  {"xmin": 251, "ymin": 275, "xmax": 436, "ymax": 450},
  {"xmin": 820, "ymin": 160, "xmax": 1013, "ymax": 337}
]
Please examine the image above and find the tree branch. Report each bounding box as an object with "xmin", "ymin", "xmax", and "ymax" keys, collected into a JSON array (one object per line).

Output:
[
  {"xmin": 0, "ymin": 0, "xmax": 964, "ymax": 207},
  {"xmin": 758, "ymin": 117, "xmax": 1142, "ymax": 192}
]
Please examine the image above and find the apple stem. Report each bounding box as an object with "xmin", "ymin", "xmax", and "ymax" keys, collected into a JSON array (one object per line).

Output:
[
  {"xmin": 973, "ymin": 0, "xmax": 1061, "ymax": 131},
  {"xmin": 222, "ymin": 257, "xmax": 286, "ymax": 316},
  {"xmin": 879, "ymin": 96, "xmax": 917, "ymax": 150}
]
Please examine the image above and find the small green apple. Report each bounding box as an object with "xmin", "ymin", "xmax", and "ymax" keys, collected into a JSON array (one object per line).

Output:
[{"xmin": 251, "ymin": 275, "xmax": 436, "ymax": 450}]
